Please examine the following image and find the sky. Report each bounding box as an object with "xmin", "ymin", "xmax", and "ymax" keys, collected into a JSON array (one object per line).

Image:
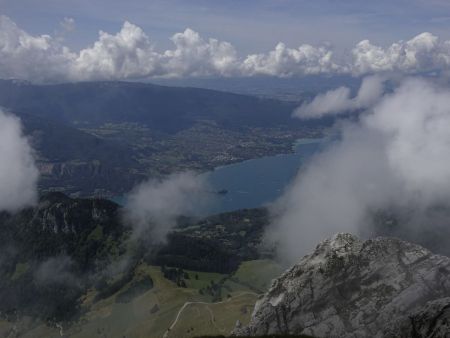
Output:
[
  {"xmin": 2, "ymin": 0, "xmax": 450, "ymax": 81},
  {"xmin": 3, "ymin": 0, "xmax": 450, "ymax": 52}
]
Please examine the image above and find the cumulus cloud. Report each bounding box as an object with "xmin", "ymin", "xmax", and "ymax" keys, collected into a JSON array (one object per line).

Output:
[
  {"xmin": 2, "ymin": 15, "xmax": 450, "ymax": 82},
  {"xmin": 241, "ymin": 42, "xmax": 341, "ymax": 77},
  {"xmin": 294, "ymin": 75, "xmax": 386, "ymax": 118},
  {"xmin": 123, "ymin": 171, "xmax": 210, "ymax": 243},
  {"xmin": 163, "ymin": 28, "xmax": 238, "ymax": 77},
  {"xmin": 0, "ymin": 109, "xmax": 39, "ymax": 212},
  {"xmin": 0, "ymin": 16, "xmax": 238, "ymax": 82},
  {"xmin": 0, "ymin": 15, "xmax": 74, "ymax": 82},
  {"xmin": 351, "ymin": 32, "xmax": 450, "ymax": 75},
  {"xmin": 71, "ymin": 21, "xmax": 163, "ymax": 81},
  {"xmin": 268, "ymin": 77, "xmax": 450, "ymax": 263}
]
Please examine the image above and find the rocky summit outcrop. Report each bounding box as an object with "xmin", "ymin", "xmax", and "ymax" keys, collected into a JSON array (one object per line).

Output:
[{"xmin": 233, "ymin": 233, "xmax": 450, "ymax": 338}]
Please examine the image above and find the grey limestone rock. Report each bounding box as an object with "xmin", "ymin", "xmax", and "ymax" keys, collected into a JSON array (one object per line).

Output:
[{"xmin": 233, "ymin": 233, "xmax": 450, "ymax": 337}]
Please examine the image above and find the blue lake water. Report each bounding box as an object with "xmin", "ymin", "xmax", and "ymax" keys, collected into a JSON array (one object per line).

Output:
[
  {"xmin": 202, "ymin": 138, "xmax": 325, "ymax": 215},
  {"xmin": 113, "ymin": 138, "xmax": 326, "ymax": 215}
]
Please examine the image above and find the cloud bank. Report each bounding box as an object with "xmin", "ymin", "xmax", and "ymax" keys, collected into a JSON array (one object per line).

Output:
[
  {"xmin": 123, "ymin": 171, "xmax": 210, "ymax": 243},
  {"xmin": 2, "ymin": 15, "xmax": 450, "ymax": 82},
  {"xmin": 294, "ymin": 75, "xmax": 386, "ymax": 118},
  {"xmin": 268, "ymin": 77, "xmax": 450, "ymax": 263},
  {"xmin": 0, "ymin": 109, "xmax": 39, "ymax": 212}
]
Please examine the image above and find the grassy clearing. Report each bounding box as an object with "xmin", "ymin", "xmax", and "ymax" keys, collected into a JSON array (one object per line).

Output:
[
  {"xmin": 229, "ymin": 260, "xmax": 284, "ymax": 292},
  {"xmin": 163, "ymin": 260, "xmax": 283, "ymax": 337},
  {"xmin": 165, "ymin": 293, "xmax": 258, "ymax": 338},
  {"xmin": 183, "ymin": 269, "xmax": 226, "ymax": 290},
  {"xmin": 0, "ymin": 260, "xmax": 281, "ymax": 338},
  {"xmin": 67, "ymin": 265, "xmax": 216, "ymax": 338}
]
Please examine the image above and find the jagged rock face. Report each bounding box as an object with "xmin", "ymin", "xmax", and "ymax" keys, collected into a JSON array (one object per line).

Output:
[
  {"xmin": 0, "ymin": 192, "xmax": 127, "ymax": 272},
  {"xmin": 33, "ymin": 193, "xmax": 119, "ymax": 234},
  {"xmin": 233, "ymin": 233, "xmax": 450, "ymax": 338},
  {"xmin": 394, "ymin": 297, "xmax": 450, "ymax": 337}
]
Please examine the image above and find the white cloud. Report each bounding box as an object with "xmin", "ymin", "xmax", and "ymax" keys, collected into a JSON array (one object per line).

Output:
[
  {"xmin": 241, "ymin": 42, "xmax": 342, "ymax": 77},
  {"xmin": 123, "ymin": 171, "xmax": 210, "ymax": 243},
  {"xmin": 163, "ymin": 28, "xmax": 238, "ymax": 77},
  {"xmin": 2, "ymin": 15, "xmax": 450, "ymax": 82},
  {"xmin": 0, "ymin": 109, "xmax": 39, "ymax": 212},
  {"xmin": 0, "ymin": 15, "xmax": 74, "ymax": 82},
  {"xmin": 352, "ymin": 33, "xmax": 450, "ymax": 74},
  {"xmin": 294, "ymin": 75, "xmax": 386, "ymax": 118},
  {"xmin": 268, "ymin": 77, "xmax": 450, "ymax": 263},
  {"xmin": 71, "ymin": 21, "xmax": 163, "ymax": 81}
]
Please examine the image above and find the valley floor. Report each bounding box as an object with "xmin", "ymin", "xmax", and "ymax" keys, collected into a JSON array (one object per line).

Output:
[{"xmin": 0, "ymin": 260, "xmax": 283, "ymax": 338}]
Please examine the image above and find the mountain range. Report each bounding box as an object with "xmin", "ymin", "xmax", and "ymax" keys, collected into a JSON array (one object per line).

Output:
[{"xmin": 0, "ymin": 80, "xmax": 326, "ymax": 196}]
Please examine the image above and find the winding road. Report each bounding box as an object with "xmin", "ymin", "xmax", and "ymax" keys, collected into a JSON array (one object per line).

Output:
[{"xmin": 163, "ymin": 292, "xmax": 259, "ymax": 338}]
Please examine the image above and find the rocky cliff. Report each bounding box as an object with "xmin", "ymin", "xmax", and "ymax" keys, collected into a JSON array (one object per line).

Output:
[{"xmin": 233, "ymin": 233, "xmax": 450, "ymax": 337}]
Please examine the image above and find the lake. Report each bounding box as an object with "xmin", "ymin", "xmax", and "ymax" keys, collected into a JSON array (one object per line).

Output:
[
  {"xmin": 113, "ymin": 138, "xmax": 326, "ymax": 215},
  {"xmin": 202, "ymin": 138, "xmax": 325, "ymax": 215}
]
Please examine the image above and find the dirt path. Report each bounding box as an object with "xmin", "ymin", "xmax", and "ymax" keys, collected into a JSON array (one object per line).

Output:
[{"xmin": 163, "ymin": 292, "xmax": 259, "ymax": 338}]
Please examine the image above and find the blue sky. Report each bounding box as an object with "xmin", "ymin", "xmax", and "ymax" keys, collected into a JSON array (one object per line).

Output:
[{"xmin": 3, "ymin": 0, "xmax": 450, "ymax": 53}]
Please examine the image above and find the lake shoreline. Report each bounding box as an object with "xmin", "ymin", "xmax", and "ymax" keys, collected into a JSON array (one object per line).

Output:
[
  {"xmin": 110, "ymin": 136, "xmax": 327, "ymax": 211},
  {"xmin": 210, "ymin": 137, "xmax": 326, "ymax": 173}
]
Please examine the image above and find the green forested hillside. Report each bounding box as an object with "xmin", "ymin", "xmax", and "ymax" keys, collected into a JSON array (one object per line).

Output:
[{"xmin": 0, "ymin": 193, "xmax": 273, "ymax": 324}]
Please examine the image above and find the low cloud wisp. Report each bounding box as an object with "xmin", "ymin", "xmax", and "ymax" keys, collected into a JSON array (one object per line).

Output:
[
  {"xmin": 268, "ymin": 77, "xmax": 450, "ymax": 263},
  {"xmin": 3, "ymin": 15, "xmax": 450, "ymax": 82},
  {"xmin": 123, "ymin": 171, "xmax": 210, "ymax": 243},
  {"xmin": 0, "ymin": 109, "xmax": 39, "ymax": 212},
  {"xmin": 294, "ymin": 75, "xmax": 386, "ymax": 118}
]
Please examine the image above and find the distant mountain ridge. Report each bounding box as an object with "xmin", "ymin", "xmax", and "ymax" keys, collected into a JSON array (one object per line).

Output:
[
  {"xmin": 0, "ymin": 79, "xmax": 326, "ymax": 196},
  {"xmin": 19, "ymin": 112, "xmax": 142, "ymax": 195},
  {"xmin": 0, "ymin": 79, "xmax": 301, "ymax": 131}
]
